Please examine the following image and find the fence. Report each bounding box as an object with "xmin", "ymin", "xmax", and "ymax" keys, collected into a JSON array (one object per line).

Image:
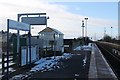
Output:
[
  {"xmin": 0, "ymin": 48, "xmax": 2, "ymax": 76},
  {"xmin": 0, "ymin": 51, "xmax": 2, "ymax": 79},
  {"xmin": 1, "ymin": 45, "xmax": 39, "ymax": 79},
  {"xmin": 2, "ymin": 52, "xmax": 16, "ymax": 79}
]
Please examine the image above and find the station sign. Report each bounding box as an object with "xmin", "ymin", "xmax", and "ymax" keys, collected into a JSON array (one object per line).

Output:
[
  {"xmin": 21, "ymin": 17, "xmax": 47, "ymax": 25},
  {"xmin": 8, "ymin": 19, "xmax": 29, "ymax": 31}
]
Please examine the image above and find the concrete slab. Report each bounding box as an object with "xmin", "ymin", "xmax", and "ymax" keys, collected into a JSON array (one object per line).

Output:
[{"xmin": 88, "ymin": 43, "xmax": 118, "ymax": 80}]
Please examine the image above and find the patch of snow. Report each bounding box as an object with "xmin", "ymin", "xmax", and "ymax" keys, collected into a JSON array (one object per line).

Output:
[
  {"xmin": 0, "ymin": 58, "xmax": 2, "ymax": 71},
  {"xmin": 82, "ymin": 45, "xmax": 92, "ymax": 51},
  {"xmin": 10, "ymin": 72, "xmax": 31, "ymax": 80},
  {"xmin": 34, "ymin": 58, "xmax": 47, "ymax": 64},
  {"xmin": 61, "ymin": 53, "xmax": 73, "ymax": 59},
  {"xmin": 10, "ymin": 53, "xmax": 73, "ymax": 80},
  {"xmin": 30, "ymin": 53, "xmax": 72, "ymax": 72},
  {"xmin": 74, "ymin": 44, "xmax": 92, "ymax": 51},
  {"xmin": 83, "ymin": 56, "xmax": 87, "ymax": 64},
  {"xmin": 9, "ymin": 68, "xmax": 16, "ymax": 72},
  {"xmin": 75, "ymin": 74, "xmax": 79, "ymax": 77},
  {"xmin": 0, "ymin": 64, "xmax": 1, "ymax": 69},
  {"xmin": 0, "ymin": 58, "xmax": 2, "ymax": 62},
  {"xmin": 0, "ymin": 58, "xmax": 2, "ymax": 79},
  {"xmin": 0, "ymin": 74, "xmax": 4, "ymax": 80},
  {"xmin": 3, "ymin": 62, "xmax": 15, "ymax": 67},
  {"xmin": 9, "ymin": 74, "xmax": 24, "ymax": 80},
  {"xmin": 4, "ymin": 57, "xmax": 13, "ymax": 61},
  {"xmin": 30, "ymin": 58, "xmax": 56, "ymax": 72},
  {"xmin": 88, "ymin": 43, "xmax": 92, "ymax": 47},
  {"xmin": 76, "ymin": 54, "xmax": 81, "ymax": 55},
  {"xmin": 83, "ymin": 55, "xmax": 87, "ymax": 67},
  {"xmin": 74, "ymin": 46, "xmax": 82, "ymax": 50}
]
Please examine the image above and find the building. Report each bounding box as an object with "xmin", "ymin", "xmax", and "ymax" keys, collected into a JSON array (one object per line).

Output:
[
  {"xmin": 0, "ymin": 30, "xmax": 13, "ymax": 52},
  {"xmin": 64, "ymin": 39, "xmax": 73, "ymax": 53},
  {"xmin": 38, "ymin": 27, "xmax": 64, "ymax": 54}
]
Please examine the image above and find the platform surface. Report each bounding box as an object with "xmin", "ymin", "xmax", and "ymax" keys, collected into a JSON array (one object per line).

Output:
[{"xmin": 88, "ymin": 43, "xmax": 118, "ymax": 80}]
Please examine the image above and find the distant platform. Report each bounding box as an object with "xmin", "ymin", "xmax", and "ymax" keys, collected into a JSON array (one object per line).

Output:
[{"xmin": 88, "ymin": 43, "xmax": 118, "ymax": 80}]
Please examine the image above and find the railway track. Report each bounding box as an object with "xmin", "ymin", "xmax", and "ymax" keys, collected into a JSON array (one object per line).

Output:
[{"xmin": 96, "ymin": 42, "xmax": 120, "ymax": 80}]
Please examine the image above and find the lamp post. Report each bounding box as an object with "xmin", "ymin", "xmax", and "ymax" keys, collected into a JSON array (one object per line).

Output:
[
  {"xmin": 84, "ymin": 18, "xmax": 88, "ymax": 37},
  {"xmin": 84, "ymin": 18, "xmax": 88, "ymax": 45},
  {"xmin": 111, "ymin": 26, "xmax": 113, "ymax": 39},
  {"xmin": 81, "ymin": 20, "xmax": 85, "ymax": 45},
  {"xmin": 53, "ymin": 33, "xmax": 56, "ymax": 59},
  {"xmin": 82, "ymin": 20, "xmax": 85, "ymax": 37},
  {"xmin": 103, "ymin": 27, "xmax": 107, "ymax": 40},
  {"xmin": 104, "ymin": 27, "xmax": 106, "ymax": 37},
  {"xmin": 46, "ymin": 16, "xmax": 49, "ymax": 27},
  {"xmin": 94, "ymin": 33, "xmax": 96, "ymax": 41}
]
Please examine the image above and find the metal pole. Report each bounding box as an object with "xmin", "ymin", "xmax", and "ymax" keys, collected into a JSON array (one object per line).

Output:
[
  {"xmin": 46, "ymin": 18, "xmax": 47, "ymax": 28},
  {"xmin": 82, "ymin": 20, "xmax": 85, "ymax": 38},
  {"xmin": 54, "ymin": 34, "xmax": 56, "ymax": 59},
  {"xmin": 86, "ymin": 20, "xmax": 87, "ymax": 37},
  {"xmin": 104, "ymin": 28, "xmax": 105, "ymax": 38},
  {"xmin": 94, "ymin": 33, "xmax": 96, "ymax": 41},
  {"xmin": 6, "ymin": 19, "xmax": 10, "ymax": 79},
  {"xmin": 17, "ymin": 14, "xmax": 20, "ymax": 54},
  {"xmin": 18, "ymin": 14, "xmax": 32, "ymax": 65},
  {"xmin": 46, "ymin": 17, "xmax": 49, "ymax": 28},
  {"xmin": 17, "ymin": 14, "xmax": 20, "ymax": 66},
  {"xmin": 17, "ymin": 31, "xmax": 19, "ymax": 54},
  {"xmin": 82, "ymin": 20, "xmax": 85, "ymax": 46},
  {"xmin": 85, "ymin": 18, "xmax": 88, "ymax": 45},
  {"xmin": 29, "ymin": 27, "xmax": 31, "ymax": 64},
  {"xmin": 111, "ymin": 27, "xmax": 112, "ymax": 39},
  {"xmin": 82, "ymin": 26, "xmax": 84, "ymax": 38},
  {"xmin": 85, "ymin": 18, "xmax": 88, "ymax": 37}
]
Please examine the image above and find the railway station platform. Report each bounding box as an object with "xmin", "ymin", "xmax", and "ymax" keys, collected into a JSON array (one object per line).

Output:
[{"xmin": 88, "ymin": 43, "xmax": 118, "ymax": 80}]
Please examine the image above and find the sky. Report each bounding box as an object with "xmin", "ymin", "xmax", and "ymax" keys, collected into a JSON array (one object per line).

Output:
[{"xmin": 0, "ymin": 0, "xmax": 119, "ymax": 40}]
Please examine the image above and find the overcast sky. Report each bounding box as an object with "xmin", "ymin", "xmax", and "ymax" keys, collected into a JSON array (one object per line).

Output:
[{"xmin": 0, "ymin": 0, "xmax": 119, "ymax": 40}]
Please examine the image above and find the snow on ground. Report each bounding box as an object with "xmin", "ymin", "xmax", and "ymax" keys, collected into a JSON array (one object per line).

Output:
[
  {"xmin": 10, "ymin": 44, "xmax": 93, "ymax": 80},
  {"xmin": 0, "ymin": 58, "xmax": 2, "ymax": 73},
  {"xmin": 10, "ymin": 74, "xmax": 29, "ymax": 80},
  {"xmin": 74, "ymin": 43, "xmax": 93, "ymax": 68},
  {"xmin": 0, "ymin": 65, "xmax": 1, "ymax": 70},
  {"xmin": 74, "ymin": 43, "xmax": 92, "ymax": 51},
  {"xmin": 10, "ymin": 53, "xmax": 73, "ymax": 80},
  {"xmin": 30, "ymin": 53, "xmax": 73, "ymax": 72},
  {"xmin": 0, "ymin": 58, "xmax": 2, "ymax": 77},
  {"xmin": 2, "ymin": 43, "xmax": 93, "ymax": 80},
  {"xmin": 0, "ymin": 58, "xmax": 2, "ymax": 62},
  {"xmin": 74, "ymin": 46, "xmax": 82, "ymax": 50},
  {"xmin": 0, "ymin": 58, "xmax": 2, "ymax": 69},
  {"xmin": 83, "ymin": 55, "xmax": 87, "ymax": 67},
  {"xmin": 30, "ymin": 57, "xmax": 59, "ymax": 72},
  {"xmin": 74, "ymin": 45, "xmax": 92, "ymax": 51}
]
